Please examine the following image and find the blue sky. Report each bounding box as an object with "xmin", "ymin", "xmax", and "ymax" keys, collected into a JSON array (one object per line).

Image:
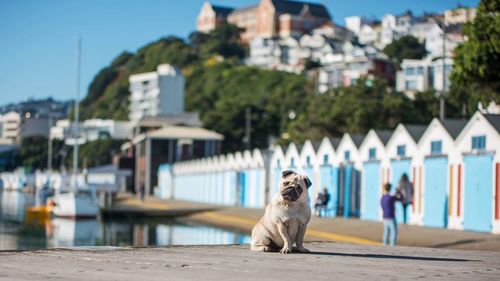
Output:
[{"xmin": 0, "ymin": 0, "xmax": 479, "ymax": 105}]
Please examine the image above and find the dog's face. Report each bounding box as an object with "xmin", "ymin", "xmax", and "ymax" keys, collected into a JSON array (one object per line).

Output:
[{"xmin": 280, "ymin": 170, "xmax": 312, "ymax": 202}]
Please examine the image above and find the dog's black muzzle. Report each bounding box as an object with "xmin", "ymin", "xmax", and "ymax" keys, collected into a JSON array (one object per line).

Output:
[{"xmin": 281, "ymin": 186, "xmax": 300, "ymax": 201}]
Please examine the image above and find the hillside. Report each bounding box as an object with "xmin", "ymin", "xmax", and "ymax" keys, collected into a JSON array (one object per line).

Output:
[{"xmin": 79, "ymin": 24, "xmax": 443, "ymax": 152}]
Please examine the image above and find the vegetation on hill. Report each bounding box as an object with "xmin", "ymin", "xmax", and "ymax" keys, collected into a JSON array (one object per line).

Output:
[
  {"xmin": 382, "ymin": 35, "xmax": 427, "ymax": 67},
  {"xmin": 78, "ymin": 22, "xmax": 476, "ymax": 153},
  {"xmin": 449, "ymin": 0, "xmax": 500, "ymax": 115}
]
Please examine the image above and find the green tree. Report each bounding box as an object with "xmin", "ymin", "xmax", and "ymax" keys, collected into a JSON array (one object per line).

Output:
[
  {"xmin": 199, "ymin": 24, "xmax": 246, "ymax": 60},
  {"xmin": 449, "ymin": 0, "xmax": 500, "ymax": 116},
  {"xmin": 383, "ymin": 35, "xmax": 427, "ymax": 67},
  {"xmin": 286, "ymin": 79, "xmax": 435, "ymax": 143},
  {"xmin": 66, "ymin": 139, "xmax": 126, "ymax": 168}
]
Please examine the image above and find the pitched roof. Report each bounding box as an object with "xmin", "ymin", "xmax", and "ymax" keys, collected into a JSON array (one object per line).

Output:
[
  {"xmin": 404, "ymin": 124, "xmax": 427, "ymax": 142},
  {"xmin": 328, "ymin": 137, "xmax": 341, "ymax": 149},
  {"xmin": 374, "ymin": 130, "xmax": 393, "ymax": 145},
  {"xmin": 272, "ymin": 0, "xmax": 331, "ymax": 19},
  {"xmin": 351, "ymin": 133, "xmax": 366, "ymax": 148},
  {"xmin": 440, "ymin": 119, "xmax": 468, "ymax": 139},
  {"xmin": 143, "ymin": 126, "xmax": 224, "ymax": 140},
  {"xmin": 312, "ymin": 141, "xmax": 322, "ymax": 152},
  {"xmin": 212, "ymin": 5, "xmax": 234, "ymax": 17},
  {"xmin": 484, "ymin": 114, "xmax": 500, "ymax": 134}
]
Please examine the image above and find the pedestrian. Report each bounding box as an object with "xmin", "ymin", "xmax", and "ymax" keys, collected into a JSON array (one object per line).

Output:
[
  {"xmin": 140, "ymin": 183, "xmax": 146, "ymax": 202},
  {"xmin": 314, "ymin": 187, "xmax": 330, "ymax": 217},
  {"xmin": 380, "ymin": 183, "xmax": 402, "ymax": 246},
  {"xmin": 398, "ymin": 173, "xmax": 414, "ymax": 224}
]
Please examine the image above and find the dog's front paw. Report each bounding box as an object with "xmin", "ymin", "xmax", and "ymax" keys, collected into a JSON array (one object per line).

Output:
[
  {"xmin": 296, "ymin": 246, "xmax": 310, "ymax": 253},
  {"xmin": 279, "ymin": 246, "xmax": 292, "ymax": 254}
]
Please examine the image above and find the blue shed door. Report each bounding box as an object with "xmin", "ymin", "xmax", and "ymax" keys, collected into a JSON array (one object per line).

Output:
[
  {"xmin": 391, "ymin": 159, "xmax": 412, "ymax": 224},
  {"xmin": 239, "ymin": 172, "xmax": 247, "ymax": 207},
  {"xmin": 320, "ymin": 165, "xmax": 338, "ymax": 217},
  {"xmin": 423, "ymin": 157, "xmax": 448, "ymax": 228},
  {"xmin": 363, "ymin": 162, "xmax": 380, "ymax": 221},
  {"xmin": 464, "ymin": 155, "xmax": 493, "ymax": 232}
]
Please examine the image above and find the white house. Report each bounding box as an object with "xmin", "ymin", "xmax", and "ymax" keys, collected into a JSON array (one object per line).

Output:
[
  {"xmin": 129, "ymin": 64, "xmax": 185, "ymax": 122},
  {"xmin": 396, "ymin": 56, "xmax": 453, "ymax": 97},
  {"xmin": 359, "ymin": 129, "xmax": 392, "ymax": 221},
  {"xmin": 415, "ymin": 118, "xmax": 467, "ymax": 229},
  {"xmin": 386, "ymin": 124, "xmax": 427, "ymax": 225},
  {"xmin": 0, "ymin": 112, "xmax": 21, "ymax": 144},
  {"xmin": 455, "ymin": 112, "xmax": 500, "ymax": 234}
]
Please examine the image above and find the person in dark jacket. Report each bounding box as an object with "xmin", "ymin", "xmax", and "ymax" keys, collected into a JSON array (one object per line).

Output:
[{"xmin": 380, "ymin": 183, "xmax": 402, "ymax": 246}]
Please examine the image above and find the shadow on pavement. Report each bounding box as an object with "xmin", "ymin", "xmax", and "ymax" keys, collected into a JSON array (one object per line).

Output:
[{"xmin": 308, "ymin": 251, "xmax": 478, "ymax": 262}]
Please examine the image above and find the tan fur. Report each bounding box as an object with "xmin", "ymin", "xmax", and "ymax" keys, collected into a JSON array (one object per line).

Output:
[{"xmin": 250, "ymin": 171, "xmax": 311, "ymax": 254}]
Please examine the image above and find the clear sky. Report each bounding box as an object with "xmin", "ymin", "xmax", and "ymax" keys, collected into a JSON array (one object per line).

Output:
[{"xmin": 0, "ymin": 0, "xmax": 479, "ymax": 105}]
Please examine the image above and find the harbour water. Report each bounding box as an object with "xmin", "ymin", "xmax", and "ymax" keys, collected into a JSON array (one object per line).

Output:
[{"xmin": 0, "ymin": 191, "xmax": 250, "ymax": 251}]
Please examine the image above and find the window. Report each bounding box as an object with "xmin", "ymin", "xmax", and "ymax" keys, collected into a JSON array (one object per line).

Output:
[
  {"xmin": 405, "ymin": 80, "xmax": 417, "ymax": 90},
  {"xmin": 368, "ymin": 148, "xmax": 377, "ymax": 160},
  {"xmin": 323, "ymin": 154, "xmax": 329, "ymax": 165},
  {"xmin": 417, "ymin": 66, "xmax": 424, "ymax": 75},
  {"xmin": 430, "ymin": 141, "xmax": 442, "ymax": 155},
  {"xmin": 306, "ymin": 156, "xmax": 311, "ymax": 166},
  {"xmin": 397, "ymin": 145, "xmax": 406, "ymax": 157},
  {"xmin": 277, "ymin": 160, "xmax": 280, "ymax": 168},
  {"xmin": 471, "ymin": 135, "xmax": 486, "ymax": 150},
  {"xmin": 344, "ymin": 150, "xmax": 351, "ymax": 161},
  {"xmin": 405, "ymin": 67, "xmax": 415, "ymax": 76},
  {"xmin": 291, "ymin": 158, "xmax": 295, "ymax": 167}
]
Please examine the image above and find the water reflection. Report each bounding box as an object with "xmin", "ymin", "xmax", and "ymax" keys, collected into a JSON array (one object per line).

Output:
[{"xmin": 0, "ymin": 191, "xmax": 250, "ymax": 251}]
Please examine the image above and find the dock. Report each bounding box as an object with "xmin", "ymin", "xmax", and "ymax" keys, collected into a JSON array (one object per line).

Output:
[
  {"xmin": 1, "ymin": 242, "xmax": 499, "ymax": 280},
  {"xmin": 105, "ymin": 196, "xmax": 500, "ymax": 251}
]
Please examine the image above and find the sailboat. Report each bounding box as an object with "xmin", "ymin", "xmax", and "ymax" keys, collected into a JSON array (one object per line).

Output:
[{"xmin": 50, "ymin": 37, "xmax": 100, "ymax": 218}]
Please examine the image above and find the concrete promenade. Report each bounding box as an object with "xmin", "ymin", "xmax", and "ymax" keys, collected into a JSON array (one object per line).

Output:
[
  {"xmin": 1, "ymin": 242, "xmax": 500, "ymax": 280},
  {"xmin": 107, "ymin": 196, "xmax": 500, "ymax": 251}
]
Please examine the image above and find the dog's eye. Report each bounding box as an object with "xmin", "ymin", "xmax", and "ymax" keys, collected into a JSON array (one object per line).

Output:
[{"xmin": 298, "ymin": 187, "xmax": 302, "ymax": 192}]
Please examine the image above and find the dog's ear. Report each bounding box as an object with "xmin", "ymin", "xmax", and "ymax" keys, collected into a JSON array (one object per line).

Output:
[
  {"xmin": 282, "ymin": 170, "xmax": 296, "ymax": 178},
  {"xmin": 303, "ymin": 176, "xmax": 312, "ymax": 188}
]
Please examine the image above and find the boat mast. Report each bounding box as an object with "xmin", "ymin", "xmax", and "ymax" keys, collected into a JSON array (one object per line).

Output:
[{"xmin": 72, "ymin": 37, "xmax": 81, "ymax": 188}]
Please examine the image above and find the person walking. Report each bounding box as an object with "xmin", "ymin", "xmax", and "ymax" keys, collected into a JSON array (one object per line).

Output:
[
  {"xmin": 398, "ymin": 173, "xmax": 414, "ymax": 224},
  {"xmin": 380, "ymin": 183, "xmax": 402, "ymax": 246}
]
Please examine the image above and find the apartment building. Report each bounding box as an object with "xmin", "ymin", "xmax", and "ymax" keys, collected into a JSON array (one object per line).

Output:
[{"xmin": 129, "ymin": 64, "xmax": 185, "ymax": 122}]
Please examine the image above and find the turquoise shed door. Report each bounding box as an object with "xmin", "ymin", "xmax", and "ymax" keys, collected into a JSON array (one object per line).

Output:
[
  {"xmin": 320, "ymin": 165, "xmax": 338, "ymax": 217},
  {"xmin": 391, "ymin": 159, "xmax": 412, "ymax": 224},
  {"xmin": 464, "ymin": 154, "xmax": 493, "ymax": 232},
  {"xmin": 239, "ymin": 172, "xmax": 247, "ymax": 207},
  {"xmin": 363, "ymin": 162, "xmax": 380, "ymax": 221},
  {"xmin": 423, "ymin": 157, "xmax": 448, "ymax": 228}
]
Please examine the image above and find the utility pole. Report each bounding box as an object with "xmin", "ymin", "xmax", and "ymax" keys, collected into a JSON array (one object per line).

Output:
[
  {"xmin": 47, "ymin": 115, "xmax": 53, "ymax": 171},
  {"xmin": 245, "ymin": 107, "xmax": 251, "ymax": 150},
  {"xmin": 439, "ymin": 24, "xmax": 446, "ymax": 120},
  {"xmin": 72, "ymin": 37, "xmax": 82, "ymax": 187}
]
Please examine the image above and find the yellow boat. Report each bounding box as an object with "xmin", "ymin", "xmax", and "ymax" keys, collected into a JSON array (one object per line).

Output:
[{"xmin": 25, "ymin": 204, "xmax": 53, "ymax": 225}]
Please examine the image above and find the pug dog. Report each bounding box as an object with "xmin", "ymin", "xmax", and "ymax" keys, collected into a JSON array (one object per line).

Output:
[{"xmin": 251, "ymin": 170, "xmax": 312, "ymax": 254}]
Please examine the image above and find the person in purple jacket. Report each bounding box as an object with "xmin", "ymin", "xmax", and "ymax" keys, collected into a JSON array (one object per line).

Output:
[{"xmin": 380, "ymin": 183, "xmax": 403, "ymax": 246}]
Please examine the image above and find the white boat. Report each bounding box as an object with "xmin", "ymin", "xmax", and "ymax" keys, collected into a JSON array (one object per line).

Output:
[{"xmin": 51, "ymin": 189, "xmax": 100, "ymax": 218}]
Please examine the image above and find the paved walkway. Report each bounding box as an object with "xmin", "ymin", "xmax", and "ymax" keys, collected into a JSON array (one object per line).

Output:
[
  {"xmin": 1, "ymin": 242, "xmax": 499, "ymax": 280},
  {"xmin": 108, "ymin": 196, "xmax": 500, "ymax": 251}
]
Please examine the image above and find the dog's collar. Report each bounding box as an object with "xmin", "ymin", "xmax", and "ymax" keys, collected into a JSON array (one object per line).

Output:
[{"xmin": 279, "ymin": 201, "xmax": 289, "ymax": 208}]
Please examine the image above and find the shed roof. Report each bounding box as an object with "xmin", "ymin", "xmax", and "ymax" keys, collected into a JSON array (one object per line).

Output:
[
  {"xmin": 351, "ymin": 133, "xmax": 366, "ymax": 148},
  {"xmin": 484, "ymin": 114, "xmax": 500, "ymax": 134},
  {"xmin": 139, "ymin": 126, "xmax": 223, "ymax": 141},
  {"xmin": 441, "ymin": 119, "xmax": 468, "ymax": 139},
  {"xmin": 404, "ymin": 124, "xmax": 427, "ymax": 142},
  {"xmin": 374, "ymin": 130, "xmax": 393, "ymax": 145}
]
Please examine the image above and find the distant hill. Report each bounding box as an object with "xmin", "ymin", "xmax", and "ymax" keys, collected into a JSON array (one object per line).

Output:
[{"xmin": 78, "ymin": 25, "xmax": 313, "ymax": 152}]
